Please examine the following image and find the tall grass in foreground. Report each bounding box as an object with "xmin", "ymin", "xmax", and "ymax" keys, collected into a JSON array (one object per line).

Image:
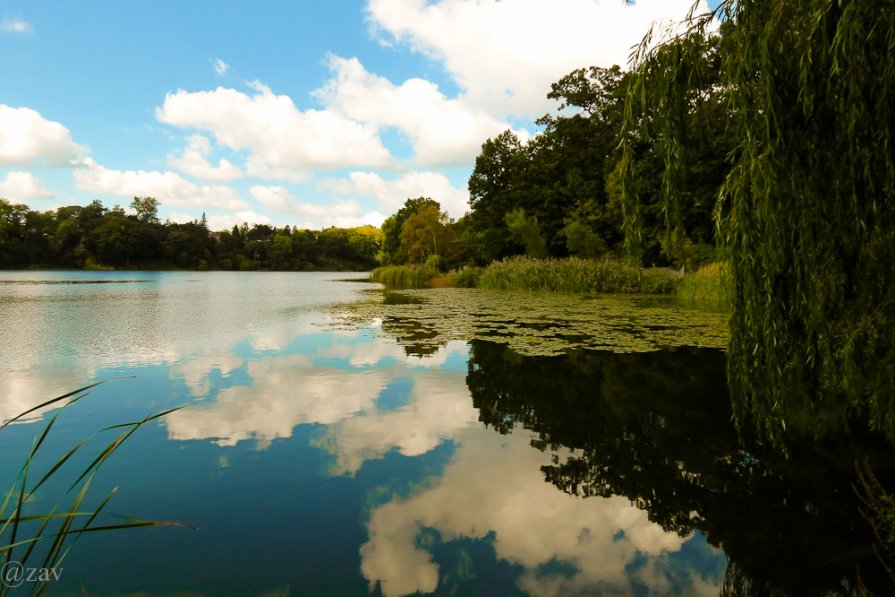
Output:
[
  {"xmin": 676, "ymin": 261, "xmax": 732, "ymax": 311},
  {"xmin": 1, "ymin": 380, "xmax": 192, "ymax": 595},
  {"xmin": 477, "ymin": 256, "xmax": 679, "ymax": 294},
  {"xmin": 371, "ymin": 264, "xmax": 440, "ymax": 288}
]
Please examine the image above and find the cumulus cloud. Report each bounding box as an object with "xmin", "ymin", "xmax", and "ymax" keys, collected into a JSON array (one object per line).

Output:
[
  {"xmin": 167, "ymin": 135, "xmax": 243, "ymax": 181},
  {"xmin": 213, "ymin": 58, "xmax": 230, "ymax": 77},
  {"xmin": 323, "ymin": 170, "xmax": 469, "ymax": 218},
  {"xmin": 250, "ymin": 185, "xmax": 360, "ymax": 217},
  {"xmin": 74, "ymin": 157, "xmax": 248, "ymax": 210},
  {"xmin": 250, "ymin": 184, "xmax": 386, "ymax": 228},
  {"xmin": 156, "ymin": 82, "xmax": 392, "ymax": 180},
  {"xmin": 0, "ymin": 105, "xmax": 85, "ymax": 167},
  {"xmin": 316, "ymin": 55, "xmax": 525, "ymax": 166},
  {"xmin": 0, "ymin": 171, "xmax": 52, "ymax": 199},
  {"xmin": 204, "ymin": 210, "xmax": 273, "ymax": 231},
  {"xmin": 0, "ymin": 19, "xmax": 32, "ymax": 34},
  {"xmin": 366, "ymin": 0, "xmax": 711, "ymax": 117}
]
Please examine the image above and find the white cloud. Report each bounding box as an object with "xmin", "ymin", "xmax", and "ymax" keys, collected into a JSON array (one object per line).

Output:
[
  {"xmin": 213, "ymin": 58, "xmax": 230, "ymax": 77},
  {"xmin": 74, "ymin": 157, "xmax": 248, "ymax": 210},
  {"xmin": 0, "ymin": 105, "xmax": 85, "ymax": 167},
  {"xmin": 249, "ymin": 184, "xmax": 386, "ymax": 229},
  {"xmin": 250, "ymin": 185, "xmax": 360, "ymax": 217},
  {"xmin": 366, "ymin": 0, "xmax": 711, "ymax": 117},
  {"xmin": 0, "ymin": 171, "xmax": 52, "ymax": 199},
  {"xmin": 156, "ymin": 83, "xmax": 393, "ymax": 180},
  {"xmin": 0, "ymin": 19, "xmax": 32, "ymax": 34},
  {"xmin": 316, "ymin": 55, "xmax": 525, "ymax": 166},
  {"xmin": 204, "ymin": 210, "xmax": 273, "ymax": 231},
  {"xmin": 167, "ymin": 135, "xmax": 243, "ymax": 181},
  {"xmin": 323, "ymin": 170, "xmax": 469, "ymax": 218}
]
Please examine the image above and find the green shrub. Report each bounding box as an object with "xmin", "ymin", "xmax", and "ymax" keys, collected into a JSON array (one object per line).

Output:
[{"xmin": 477, "ymin": 256, "xmax": 678, "ymax": 294}]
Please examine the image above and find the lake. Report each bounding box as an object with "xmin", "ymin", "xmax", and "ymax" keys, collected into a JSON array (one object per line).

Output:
[{"xmin": 0, "ymin": 271, "xmax": 888, "ymax": 595}]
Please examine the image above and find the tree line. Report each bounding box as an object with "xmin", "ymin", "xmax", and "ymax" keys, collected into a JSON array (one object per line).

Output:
[
  {"xmin": 0, "ymin": 197, "xmax": 381, "ymax": 271},
  {"xmin": 381, "ymin": 48, "xmax": 729, "ymax": 271}
]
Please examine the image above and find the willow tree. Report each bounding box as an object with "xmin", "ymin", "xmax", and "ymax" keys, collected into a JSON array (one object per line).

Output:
[{"xmin": 621, "ymin": 1, "xmax": 895, "ymax": 444}]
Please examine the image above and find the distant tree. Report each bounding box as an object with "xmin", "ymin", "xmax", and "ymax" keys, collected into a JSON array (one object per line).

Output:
[
  {"xmin": 379, "ymin": 197, "xmax": 441, "ymax": 265},
  {"xmin": 130, "ymin": 197, "xmax": 160, "ymax": 224},
  {"xmin": 399, "ymin": 203, "xmax": 452, "ymax": 263},
  {"xmin": 91, "ymin": 207, "xmax": 138, "ymax": 267},
  {"xmin": 504, "ymin": 208, "xmax": 547, "ymax": 258},
  {"xmin": 270, "ymin": 233, "xmax": 293, "ymax": 270},
  {"xmin": 466, "ymin": 131, "xmax": 527, "ymax": 262}
]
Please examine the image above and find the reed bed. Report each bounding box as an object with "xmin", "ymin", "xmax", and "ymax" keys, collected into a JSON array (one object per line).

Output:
[
  {"xmin": 370, "ymin": 264, "xmax": 440, "ymax": 289},
  {"xmin": 676, "ymin": 261, "xmax": 732, "ymax": 311},
  {"xmin": 476, "ymin": 256, "xmax": 679, "ymax": 294}
]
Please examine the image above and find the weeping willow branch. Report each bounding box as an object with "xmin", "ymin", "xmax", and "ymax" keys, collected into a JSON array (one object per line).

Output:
[{"xmin": 621, "ymin": 0, "xmax": 895, "ymax": 445}]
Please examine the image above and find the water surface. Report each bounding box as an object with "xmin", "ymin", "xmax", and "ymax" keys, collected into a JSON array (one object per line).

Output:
[{"xmin": 0, "ymin": 271, "xmax": 886, "ymax": 595}]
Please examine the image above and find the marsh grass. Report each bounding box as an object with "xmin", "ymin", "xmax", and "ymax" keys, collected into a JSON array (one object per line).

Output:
[
  {"xmin": 676, "ymin": 262, "xmax": 732, "ymax": 311},
  {"xmin": 370, "ymin": 264, "xmax": 440, "ymax": 289},
  {"xmin": 476, "ymin": 256, "xmax": 679, "ymax": 294},
  {"xmin": 0, "ymin": 380, "xmax": 192, "ymax": 595}
]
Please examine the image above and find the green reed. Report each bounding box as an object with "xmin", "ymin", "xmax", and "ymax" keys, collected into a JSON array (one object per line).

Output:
[
  {"xmin": 476, "ymin": 256, "xmax": 678, "ymax": 294},
  {"xmin": 676, "ymin": 261, "xmax": 732, "ymax": 311},
  {"xmin": 0, "ymin": 380, "xmax": 192, "ymax": 596},
  {"xmin": 370, "ymin": 264, "xmax": 440, "ymax": 289}
]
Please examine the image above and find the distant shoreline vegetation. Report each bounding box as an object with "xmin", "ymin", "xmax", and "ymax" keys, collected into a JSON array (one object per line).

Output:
[
  {"xmin": 371, "ymin": 257, "xmax": 731, "ymax": 309},
  {"xmin": 0, "ymin": 197, "xmax": 382, "ymax": 272}
]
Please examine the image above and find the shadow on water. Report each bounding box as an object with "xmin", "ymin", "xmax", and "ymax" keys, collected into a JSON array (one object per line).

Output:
[{"xmin": 465, "ymin": 340, "xmax": 895, "ymax": 596}]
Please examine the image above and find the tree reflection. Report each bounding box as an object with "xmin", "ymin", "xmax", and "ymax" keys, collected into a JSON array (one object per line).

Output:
[{"xmin": 466, "ymin": 340, "xmax": 895, "ymax": 596}]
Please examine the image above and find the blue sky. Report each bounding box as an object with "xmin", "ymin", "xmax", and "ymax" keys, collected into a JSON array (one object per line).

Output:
[{"xmin": 1, "ymin": 0, "xmax": 713, "ymax": 230}]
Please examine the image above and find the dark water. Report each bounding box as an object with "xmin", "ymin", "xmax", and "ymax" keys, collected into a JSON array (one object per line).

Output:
[{"xmin": 0, "ymin": 272, "xmax": 889, "ymax": 595}]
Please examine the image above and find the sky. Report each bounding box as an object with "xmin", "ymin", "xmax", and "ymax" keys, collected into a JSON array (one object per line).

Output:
[{"xmin": 0, "ymin": 0, "xmax": 714, "ymax": 231}]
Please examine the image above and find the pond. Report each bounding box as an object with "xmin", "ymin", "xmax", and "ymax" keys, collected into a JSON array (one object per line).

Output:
[{"xmin": 0, "ymin": 271, "xmax": 888, "ymax": 595}]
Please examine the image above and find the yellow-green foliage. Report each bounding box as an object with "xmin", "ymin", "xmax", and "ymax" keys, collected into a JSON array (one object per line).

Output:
[
  {"xmin": 371, "ymin": 264, "xmax": 439, "ymax": 288},
  {"xmin": 477, "ymin": 256, "xmax": 678, "ymax": 294},
  {"xmin": 676, "ymin": 262, "xmax": 731, "ymax": 311}
]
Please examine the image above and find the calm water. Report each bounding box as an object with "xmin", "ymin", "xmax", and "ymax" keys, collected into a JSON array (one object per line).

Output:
[{"xmin": 0, "ymin": 271, "xmax": 887, "ymax": 595}]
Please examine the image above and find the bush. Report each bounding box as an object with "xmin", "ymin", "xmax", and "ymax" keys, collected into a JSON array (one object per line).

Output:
[{"xmin": 477, "ymin": 256, "xmax": 678, "ymax": 294}]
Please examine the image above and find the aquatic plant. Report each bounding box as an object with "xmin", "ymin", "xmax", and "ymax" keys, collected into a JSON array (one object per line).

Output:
[
  {"xmin": 333, "ymin": 287, "xmax": 728, "ymax": 357},
  {"xmin": 370, "ymin": 264, "xmax": 440, "ymax": 289},
  {"xmin": 676, "ymin": 261, "xmax": 732, "ymax": 311},
  {"xmin": 476, "ymin": 256, "xmax": 678, "ymax": 294},
  {"xmin": 0, "ymin": 381, "xmax": 191, "ymax": 595}
]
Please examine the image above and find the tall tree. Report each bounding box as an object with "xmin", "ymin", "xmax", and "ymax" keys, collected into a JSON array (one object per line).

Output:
[
  {"xmin": 379, "ymin": 197, "xmax": 441, "ymax": 265},
  {"xmin": 399, "ymin": 203, "xmax": 452, "ymax": 263},
  {"xmin": 621, "ymin": 1, "xmax": 895, "ymax": 443},
  {"xmin": 130, "ymin": 197, "xmax": 160, "ymax": 224}
]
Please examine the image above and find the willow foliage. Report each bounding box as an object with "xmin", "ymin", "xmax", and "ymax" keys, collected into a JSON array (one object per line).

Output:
[{"xmin": 621, "ymin": 1, "xmax": 895, "ymax": 444}]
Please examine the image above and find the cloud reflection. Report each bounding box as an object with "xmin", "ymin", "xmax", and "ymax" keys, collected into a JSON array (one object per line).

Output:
[
  {"xmin": 360, "ymin": 429, "xmax": 722, "ymax": 597},
  {"xmin": 313, "ymin": 368, "xmax": 478, "ymax": 475},
  {"xmin": 164, "ymin": 354, "xmax": 390, "ymax": 448}
]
